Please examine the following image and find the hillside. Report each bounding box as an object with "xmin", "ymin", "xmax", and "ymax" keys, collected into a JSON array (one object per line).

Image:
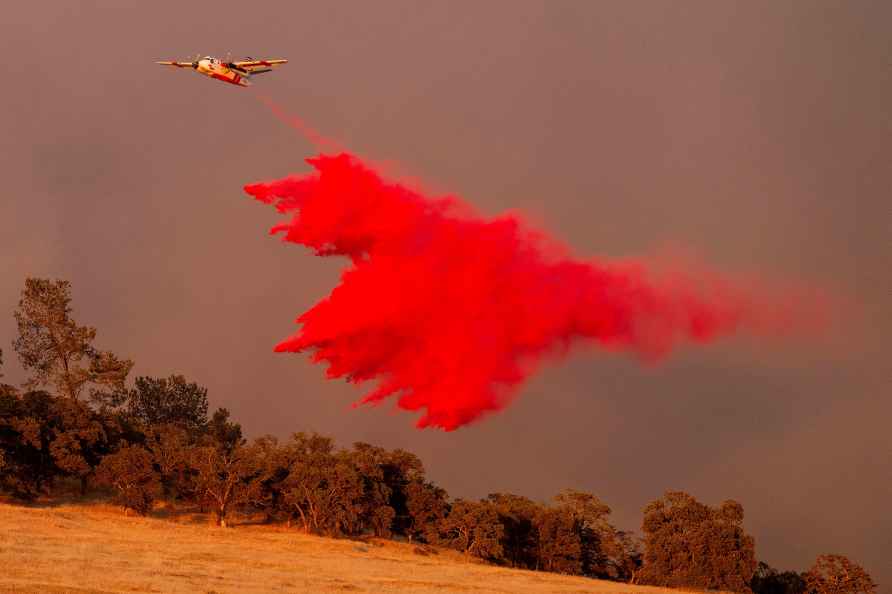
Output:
[{"xmin": 0, "ymin": 500, "xmax": 672, "ymax": 594}]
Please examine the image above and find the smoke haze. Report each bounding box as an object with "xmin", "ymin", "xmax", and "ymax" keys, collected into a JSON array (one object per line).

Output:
[{"xmin": 0, "ymin": 1, "xmax": 888, "ymax": 588}]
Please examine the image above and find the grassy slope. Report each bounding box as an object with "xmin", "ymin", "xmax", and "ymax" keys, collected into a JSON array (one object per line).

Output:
[{"xmin": 0, "ymin": 500, "xmax": 672, "ymax": 594}]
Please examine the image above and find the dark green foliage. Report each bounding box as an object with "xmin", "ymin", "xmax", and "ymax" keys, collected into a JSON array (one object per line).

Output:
[
  {"xmin": 171, "ymin": 405, "xmax": 253, "ymax": 526},
  {"xmin": 348, "ymin": 442, "xmax": 394, "ymax": 537},
  {"xmin": 485, "ymin": 489, "xmax": 636, "ymax": 579},
  {"xmin": 348, "ymin": 443, "xmax": 426, "ymax": 537},
  {"xmin": 190, "ymin": 442, "xmax": 258, "ymax": 527},
  {"xmin": 240, "ymin": 435, "xmax": 292, "ymax": 522},
  {"xmin": 95, "ymin": 443, "xmax": 157, "ymax": 515},
  {"xmin": 534, "ymin": 506, "xmax": 583, "ymax": 574},
  {"xmin": 406, "ymin": 479, "xmax": 448, "ymax": 543},
  {"xmin": 125, "ymin": 375, "xmax": 209, "ymax": 432},
  {"xmin": 45, "ymin": 396, "xmax": 117, "ymax": 494},
  {"xmin": 487, "ymin": 493, "xmax": 539, "ymax": 568},
  {"xmin": 639, "ymin": 491, "xmax": 757, "ymax": 592},
  {"xmin": 142, "ymin": 423, "xmax": 193, "ymax": 500},
  {"xmin": 0, "ymin": 390, "xmax": 57, "ymax": 498},
  {"xmin": 602, "ymin": 529, "xmax": 643, "ymax": 583},
  {"xmin": 376, "ymin": 448, "xmax": 425, "ymax": 535},
  {"xmin": 804, "ymin": 555, "xmax": 876, "ymax": 594},
  {"xmin": 752, "ymin": 562, "xmax": 807, "ymax": 594},
  {"xmin": 432, "ymin": 499, "xmax": 504, "ymax": 560},
  {"xmin": 205, "ymin": 407, "xmax": 243, "ymax": 453},
  {"xmin": 0, "ymin": 391, "xmax": 121, "ymax": 498},
  {"xmin": 6, "ymin": 275, "xmax": 870, "ymax": 589},
  {"xmin": 553, "ymin": 489, "xmax": 613, "ymax": 577},
  {"xmin": 277, "ymin": 433, "xmax": 363, "ymax": 536}
]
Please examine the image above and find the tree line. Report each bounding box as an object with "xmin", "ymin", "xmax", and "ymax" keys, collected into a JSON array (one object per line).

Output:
[{"xmin": 0, "ymin": 278, "xmax": 877, "ymax": 594}]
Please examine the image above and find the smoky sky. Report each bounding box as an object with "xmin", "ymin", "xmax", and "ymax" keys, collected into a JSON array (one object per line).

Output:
[{"xmin": 1, "ymin": 1, "xmax": 889, "ymax": 589}]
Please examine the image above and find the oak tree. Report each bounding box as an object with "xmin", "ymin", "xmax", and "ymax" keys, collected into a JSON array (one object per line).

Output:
[
  {"xmin": 752, "ymin": 562, "xmax": 806, "ymax": 594},
  {"xmin": 0, "ymin": 390, "xmax": 59, "ymax": 498},
  {"xmin": 534, "ymin": 506, "xmax": 583, "ymax": 574},
  {"xmin": 487, "ymin": 492, "xmax": 540, "ymax": 569},
  {"xmin": 349, "ymin": 443, "xmax": 394, "ymax": 536},
  {"xmin": 279, "ymin": 433, "xmax": 363, "ymax": 536},
  {"xmin": 205, "ymin": 407, "xmax": 243, "ymax": 454},
  {"xmin": 241, "ymin": 435, "xmax": 294, "ymax": 523},
  {"xmin": 125, "ymin": 375, "xmax": 209, "ymax": 432},
  {"xmin": 406, "ymin": 479, "xmax": 448, "ymax": 543},
  {"xmin": 640, "ymin": 491, "xmax": 757, "ymax": 592},
  {"xmin": 554, "ymin": 489, "xmax": 614, "ymax": 577},
  {"xmin": 143, "ymin": 423, "xmax": 193, "ymax": 500},
  {"xmin": 433, "ymin": 499, "xmax": 504, "ymax": 561},
  {"xmin": 95, "ymin": 443, "xmax": 158, "ymax": 515},
  {"xmin": 805, "ymin": 555, "xmax": 876, "ymax": 594},
  {"xmin": 191, "ymin": 442, "xmax": 257, "ymax": 527}
]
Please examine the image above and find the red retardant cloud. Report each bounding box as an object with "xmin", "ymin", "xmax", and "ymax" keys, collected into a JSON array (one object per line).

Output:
[{"xmin": 245, "ymin": 153, "xmax": 826, "ymax": 430}]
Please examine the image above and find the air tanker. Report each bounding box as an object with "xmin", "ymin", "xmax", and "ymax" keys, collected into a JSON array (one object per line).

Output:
[{"xmin": 156, "ymin": 55, "xmax": 287, "ymax": 87}]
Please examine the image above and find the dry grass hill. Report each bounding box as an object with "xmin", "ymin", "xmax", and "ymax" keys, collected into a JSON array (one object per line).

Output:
[{"xmin": 0, "ymin": 499, "xmax": 680, "ymax": 594}]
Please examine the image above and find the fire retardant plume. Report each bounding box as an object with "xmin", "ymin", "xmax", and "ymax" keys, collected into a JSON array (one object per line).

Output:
[{"xmin": 245, "ymin": 153, "xmax": 827, "ymax": 431}]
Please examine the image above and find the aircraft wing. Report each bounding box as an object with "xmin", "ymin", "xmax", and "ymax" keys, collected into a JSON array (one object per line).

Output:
[
  {"xmin": 231, "ymin": 58, "xmax": 287, "ymax": 73},
  {"xmin": 157, "ymin": 61, "xmax": 193, "ymax": 68}
]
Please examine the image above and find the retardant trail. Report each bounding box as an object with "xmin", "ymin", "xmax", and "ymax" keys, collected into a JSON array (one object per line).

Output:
[
  {"xmin": 254, "ymin": 93, "xmax": 345, "ymax": 154},
  {"xmin": 245, "ymin": 154, "xmax": 827, "ymax": 430}
]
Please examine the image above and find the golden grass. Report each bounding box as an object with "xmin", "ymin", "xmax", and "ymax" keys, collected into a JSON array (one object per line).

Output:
[{"xmin": 0, "ymin": 500, "xmax": 675, "ymax": 594}]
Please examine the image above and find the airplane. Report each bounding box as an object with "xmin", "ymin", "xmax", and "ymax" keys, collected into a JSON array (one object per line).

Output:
[{"xmin": 156, "ymin": 55, "xmax": 287, "ymax": 87}]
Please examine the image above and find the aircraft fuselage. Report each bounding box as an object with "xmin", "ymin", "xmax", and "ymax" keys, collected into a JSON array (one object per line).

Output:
[{"xmin": 195, "ymin": 57, "xmax": 250, "ymax": 87}]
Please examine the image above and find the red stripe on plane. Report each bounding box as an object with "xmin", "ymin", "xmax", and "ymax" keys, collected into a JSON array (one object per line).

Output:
[{"xmin": 211, "ymin": 72, "xmax": 246, "ymax": 87}]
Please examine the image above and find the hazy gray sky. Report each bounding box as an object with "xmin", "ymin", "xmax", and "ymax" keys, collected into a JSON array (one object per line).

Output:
[{"xmin": 1, "ymin": 1, "xmax": 889, "ymax": 588}]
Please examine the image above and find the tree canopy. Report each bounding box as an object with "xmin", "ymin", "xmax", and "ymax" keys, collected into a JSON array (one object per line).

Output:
[
  {"xmin": 125, "ymin": 375, "xmax": 209, "ymax": 431},
  {"xmin": 0, "ymin": 276, "xmax": 877, "ymax": 590},
  {"xmin": 805, "ymin": 554, "xmax": 877, "ymax": 594},
  {"xmin": 640, "ymin": 491, "xmax": 757, "ymax": 592}
]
